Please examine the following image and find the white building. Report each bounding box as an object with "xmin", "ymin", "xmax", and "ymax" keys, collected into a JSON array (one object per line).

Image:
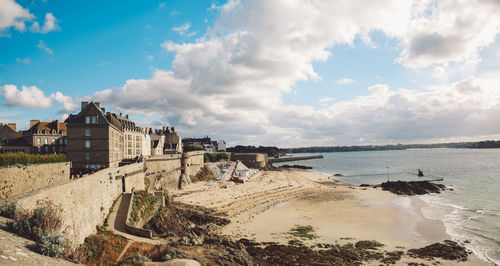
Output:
[
  {"xmin": 141, "ymin": 132, "xmax": 151, "ymax": 157},
  {"xmin": 217, "ymin": 140, "xmax": 226, "ymax": 152}
]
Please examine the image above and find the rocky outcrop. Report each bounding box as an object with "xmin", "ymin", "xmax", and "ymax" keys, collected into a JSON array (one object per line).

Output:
[
  {"xmin": 407, "ymin": 240, "xmax": 469, "ymax": 262},
  {"xmin": 380, "ymin": 181, "xmax": 446, "ymax": 195}
]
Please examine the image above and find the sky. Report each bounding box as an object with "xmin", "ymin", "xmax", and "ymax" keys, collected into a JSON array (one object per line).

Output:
[{"xmin": 1, "ymin": 0, "xmax": 500, "ymax": 147}]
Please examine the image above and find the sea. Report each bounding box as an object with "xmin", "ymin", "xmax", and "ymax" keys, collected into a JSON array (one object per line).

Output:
[{"xmin": 273, "ymin": 149, "xmax": 500, "ymax": 264}]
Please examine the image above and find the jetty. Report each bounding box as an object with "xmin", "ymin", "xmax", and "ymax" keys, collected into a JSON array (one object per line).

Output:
[{"xmin": 268, "ymin": 155, "xmax": 323, "ymax": 163}]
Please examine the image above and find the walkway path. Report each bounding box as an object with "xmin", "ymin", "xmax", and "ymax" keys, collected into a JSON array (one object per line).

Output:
[{"xmin": 106, "ymin": 194, "xmax": 166, "ymax": 245}]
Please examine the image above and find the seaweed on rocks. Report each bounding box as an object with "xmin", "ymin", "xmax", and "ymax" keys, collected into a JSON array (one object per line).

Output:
[
  {"xmin": 407, "ymin": 240, "xmax": 469, "ymax": 262},
  {"xmin": 380, "ymin": 181, "xmax": 446, "ymax": 195}
]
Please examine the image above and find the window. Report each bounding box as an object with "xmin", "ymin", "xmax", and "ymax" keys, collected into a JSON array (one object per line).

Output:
[
  {"xmin": 85, "ymin": 140, "xmax": 91, "ymax": 148},
  {"xmin": 37, "ymin": 146, "xmax": 41, "ymax": 152},
  {"xmin": 60, "ymin": 146, "xmax": 64, "ymax": 152},
  {"xmin": 44, "ymin": 138, "xmax": 48, "ymax": 144},
  {"xmin": 59, "ymin": 139, "xmax": 63, "ymax": 145},
  {"xmin": 64, "ymin": 139, "xmax": 67, "ymax": 145},
  {"xmin": 45, "ymin": 146, "xmax": 48, "ymax": 152},
  {"xmin": 85, "ymin": 128, "xmax": 91, "ymax": 137},
  {"xmin": 37, "ymin": 138, "xmax": 41, "ymax": 144},
  {"xmin": 86, "ymin": 115, "xmax": 97, "ymax": 124},
  {"xmin": 85, "ymin": 152, "xmax": 90, "ymax": 160},
  {"xmin": 52, "ymin": 139, "xmax": 55, "ymax": 144}
]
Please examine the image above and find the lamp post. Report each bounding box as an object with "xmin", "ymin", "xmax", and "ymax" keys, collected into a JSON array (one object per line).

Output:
[{"xmin": 386, "ymin": 166, "xmax": 390, "ymax": 182}]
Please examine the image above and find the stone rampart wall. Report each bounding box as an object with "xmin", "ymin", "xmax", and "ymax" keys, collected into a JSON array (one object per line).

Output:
[
  {"xmin": 14, "ymin": 162, "xmax": 145, "ymax": 248},
  {"xmin": 145, "ymin": 154, "xmax": 182, "ymax": 190},
  {"xmin": 230, "ymin": 153, "xmax": 268, "ymax": 168},
  {"xmin": 183, "ymin": 151, "xmax": 205, "ymax": 180},
  {"xmin": 0, "ymin": 162, "xmax": 71, "ymax": 200}
]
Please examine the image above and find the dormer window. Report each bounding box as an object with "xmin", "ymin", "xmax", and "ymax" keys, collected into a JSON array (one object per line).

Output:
[{"xmin": 85, "ymin": 115, "xmax": 97, "ymax": 124}]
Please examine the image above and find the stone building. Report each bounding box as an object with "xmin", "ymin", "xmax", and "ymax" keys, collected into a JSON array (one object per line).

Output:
[
  {"xmin": 150, "ymin": 129, "xmax": 165, "ymax": 156},
  {"xmin": 163, "ymin": 127, "xmax": 182, "ymax": 153},
  {"xmin": 65, "ymin": 102, "xmax": 124, "ymax": 171},
  {"xmin": 116, "ymin": 113, "xmax": 143, "ymax": 159},
  {"xmin": 217, "ymin": 140, "xmax": 226, "ymax": 152},
  {"xmin": 182, "ymin": 136, "xmax": 216, "ymax": 152},
  {"xmin": 24, "ymin": 120, "xmax": 67, "ymax": 154},
  {"xmin": 141, "ymin": 130, "xmax": 151, "ymax": 157},
  {"xmin": 0, "ymin": 123, "xmax": 20, "ymax": 144},
  {"xmin": 0, "ymin": 123, "xmax": 28, "ymax": 154}
]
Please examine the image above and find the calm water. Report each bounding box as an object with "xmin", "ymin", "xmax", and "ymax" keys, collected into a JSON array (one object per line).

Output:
[{"xmin": 274, "ymin": 149, "xmax": 500, "ymax": 264}]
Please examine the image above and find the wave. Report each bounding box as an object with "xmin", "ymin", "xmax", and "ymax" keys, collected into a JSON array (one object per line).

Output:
[{"xmin": 419, "ymin": 195, "xmax": 500, "ymax": 264}]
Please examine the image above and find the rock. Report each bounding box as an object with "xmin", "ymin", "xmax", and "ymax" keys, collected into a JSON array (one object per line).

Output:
[
  {"xmin": 381, "ymin": 181, "xmax": 446, "ymax": 195},
  {"xmin": 407, "ymin": 240, "xmax": 468, "ymax": 262}
]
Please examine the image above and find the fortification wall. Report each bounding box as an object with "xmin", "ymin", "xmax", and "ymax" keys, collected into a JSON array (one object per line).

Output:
[
  {"xmin": 230, "ymin": 153, "xmax": 268, "ymax": 168},
  {"xmin": 0, "ymin": 162, "xmax": 71, "ymax": 200},
  {"xmin": 183, "ymin": 151, "xmax": 205, "ymax": 180},
  {"xmin": 15, "ymin": 162, "xmax": 145, "ymax": 248},
  {"xmin": 145, "ymin": 154, "xmax": 182, "ymax": 191},
  {"xmin": 145, "ymin": 154, "xmax": 181, "ymax": 174}
]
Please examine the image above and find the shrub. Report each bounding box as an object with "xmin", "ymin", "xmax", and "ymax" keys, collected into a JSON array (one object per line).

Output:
[
  {"xmin": 0, "ymin": 201, "xmax": 22, "ymax": 219},
  {"xmin": 0, "ymin": 152, "xmax": 66, "ymax": 167},
  {"xmin": 8, "ymin": 200, "xmax": 63, "ymax": 240},
  {"xmin": 204, "ymin": 152, "xmax": 229, "ymax": 163},
  {"xmin": 123, "ymin": 254, "xmax": 150, "ymax": 265},
  {"xmin": 36, "ymin": 233, "xmax": 67, "ymax": 258}
]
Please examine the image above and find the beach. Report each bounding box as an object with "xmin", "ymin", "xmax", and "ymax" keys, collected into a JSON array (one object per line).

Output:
[{"xmin": 172, "ymin": 168, "xmax": 490, "ymax": 265}]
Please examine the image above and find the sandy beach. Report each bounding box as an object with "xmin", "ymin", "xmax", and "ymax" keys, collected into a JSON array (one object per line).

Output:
[{"xmin": 172, "ymin": 168, "xmax": 490, "ymax": 265}]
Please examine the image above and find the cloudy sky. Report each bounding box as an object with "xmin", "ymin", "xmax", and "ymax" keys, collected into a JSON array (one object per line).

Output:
[{"xmin": 1, "ymin": 0, "xmax": 500, "ymax": 147}]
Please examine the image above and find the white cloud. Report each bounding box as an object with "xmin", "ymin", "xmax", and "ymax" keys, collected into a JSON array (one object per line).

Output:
[
  {"xmin": 98, "ymin": 61, "xmax": 109, "ymax": 66},
  {"xmin": 30, "ymin": 12, "xmax": 58, "ymax": 33},
  {"xmin": 37, "ymin": 40, "xmax": 53, "ymax": 54},
  {"xmin": 158, "ymin": 2, "xmax": 166, "ymax": 9},
  {"xmin": 318, "ymin": 97, "xmax": 335, "ymax": 103},
  {"xmin": 337, "ymin": 78, "xmax": 354, "ymax": 85},
  {"xmin": 0, "ymin": 0, "xmax": 33, "ymax": 34},
  {"xmin": 367, "ymin": 84, "xmax": 389, "ymax": 95},
  {"xmin": 16, "ymin": 58, "xmax": 31, "ymax": 64},
  {"xmin": 51, "ymin": 91, "xmax": 77, "ymax": 112},
  {"xmin": 90, "ymin": 0, "xmax": 500, "ymax": 146},
  {"xmin": 146, "ymin": 55, "xmax": 154, "ymax": 61},
  {"xmin": 396, "ymin": 0, "xmax": 500, "ymax": 68},
  {"xmin": 171, "ymin": 23, "xmax": 190, "ymax": 35},
  {"xmin": 1, "ymin": 84, "xmax": 52, "ymax": 109}
]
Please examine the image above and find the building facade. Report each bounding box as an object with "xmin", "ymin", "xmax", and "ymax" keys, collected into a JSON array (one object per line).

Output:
[
  {"xmin": 24, "ymin": 120, "xmax": 67, "ymax": 154},
  {"xmin": 163, "ymin": 127, "xmax": 182, "ymax": 153},
  {"xmin": 65, "ymin": 102, "xmax": 124, "ymax": 171},
  {"xmin": 116, "ymin": 114, "xmax": 143, "ymax": 159}
]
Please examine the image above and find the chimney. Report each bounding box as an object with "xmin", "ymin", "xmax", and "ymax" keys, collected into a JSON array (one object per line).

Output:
[
  {"xmin": 7, "ymin": 123, "xmax": 16, "ymax": 131},
  {"xmin": 94, "ymin": 102, "xmax": 100, "ymax": 108},
  {"xmin": 81, "ymin": 101, "xmax": 89, "ymax": 110},
  {"xmin": 119, "ymin": 113, "xmax": 122, "ymax": 117},
  {"xmin": 54, "ymin": 120, "xmax": 59, "ymax": 132},
  {"xmin": 171, "ymin": 127, "xmax": 175, "ymax": 133},
  {"xmin": 30, "ymin": 120, "xmax": 40, "ymax": 128},
  {"xmin": 126, "ymin": 114, "xmax": 129, "ymax": 119}
]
